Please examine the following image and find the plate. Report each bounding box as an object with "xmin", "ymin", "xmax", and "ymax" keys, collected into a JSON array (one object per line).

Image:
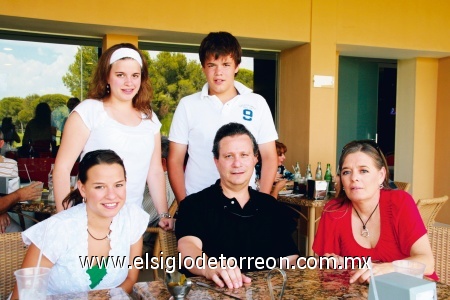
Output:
[{"xmin": 278, "ymin": 190, "xmax": 293, "ymax": 195}]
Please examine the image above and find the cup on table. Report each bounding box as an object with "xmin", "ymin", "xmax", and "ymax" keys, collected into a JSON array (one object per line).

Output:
[
  {"xmin": 14, "ymin": 267, "xmax": 50, "ymax": 300},
  {"xmin": 392, "ymin": 260, "xmax": 426, "ymax": 279},
  {"xmin": 33, "ymin": 182, "xmax": 44, "ymax": 202}
]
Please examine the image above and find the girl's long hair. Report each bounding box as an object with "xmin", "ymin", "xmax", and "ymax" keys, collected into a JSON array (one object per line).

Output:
[{"xmin": 87, "ymin": 43, "xmax": 153, "ymax": 119}]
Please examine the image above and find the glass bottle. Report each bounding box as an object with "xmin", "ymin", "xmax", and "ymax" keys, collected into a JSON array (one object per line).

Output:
[
  {"xmin": 306, "ymin": 164, "xmax": 313, "ymax": 180},
  {"xmin": 28, "ymin": 140, "xmax": 35, "ymax": 158},
  {"xmin": 324, "ymin": 163, "xmax": 332, "ymax": 191},
  {"xmin": 293, "ymin": 162, "xmax": 301, "ymax": 194},
  {"xmin": 315, "ymin": 162, "xmax": 322, "ymax": 180},
  {"xmin": 48, "ymin": 164, "xmax": 54, "ymax": 201}
]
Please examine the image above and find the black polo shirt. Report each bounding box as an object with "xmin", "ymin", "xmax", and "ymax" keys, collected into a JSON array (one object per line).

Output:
[{"xmin": 176, "ymin": 180, "xmax": 298, "ymax": 273}]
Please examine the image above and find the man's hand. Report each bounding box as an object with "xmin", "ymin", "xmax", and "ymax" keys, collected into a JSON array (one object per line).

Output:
[
  {"xmin": 158, "ymin": 217, "xmax": 174, "ymax": 231},
  {"xmin": 203, "ymin": 264, "xmax": 252, "ymax": 289},
  {"xmin": 16, "ymin": 182, "xmax": 43, "ymax": 202},
  {"xmin": 0, "ymin": 213, "xmax": 11, "ymax": 233}
]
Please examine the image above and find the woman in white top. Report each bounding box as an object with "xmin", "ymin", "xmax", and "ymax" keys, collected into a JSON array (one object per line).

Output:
[
  {"xmin": 53, "ymin": 43, "xmax": 173, "ymax": 230},
  {"xmin": 12, "ymin": 150, "xmax": 149, "ymax": 297}
]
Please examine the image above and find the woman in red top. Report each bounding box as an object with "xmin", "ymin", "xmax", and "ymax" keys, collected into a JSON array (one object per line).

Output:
[{"xmin": 313, "ymin": 140, "xmax": 436, "ymax": 283}]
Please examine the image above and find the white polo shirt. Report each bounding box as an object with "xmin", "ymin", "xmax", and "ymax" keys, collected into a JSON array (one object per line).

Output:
[{"xmin": 169, "ymin": 81, "xmax": 278, "ymax": 196}]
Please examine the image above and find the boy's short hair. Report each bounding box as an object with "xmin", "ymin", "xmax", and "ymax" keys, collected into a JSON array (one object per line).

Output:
[{"xmin": 199, "ymin": 32, "xmax": 242, "ymax": 67}]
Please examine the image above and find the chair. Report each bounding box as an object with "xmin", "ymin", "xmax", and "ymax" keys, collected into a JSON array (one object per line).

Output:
[
  {"xmin": 0, "ymin": 232, "xmax": 29, "ymax": 299},
  {"xmin": 393, "ymin": 181, "xmax": 410, "ymax": 192},
  {"xmin": 8, "ymin": 209, "xmax": 40, "ymax": 230},
  {"xmin": 427, "ymin": 225, "xmax": 450, "ymax": 285},
  {"xmin": 146, "ymin": 201, "xmax": 178, "ymax": 280},
  {"xmin": 17, "ymin": 157, "xmax": 55, "ymax": 187},
  {"xmin": 416, "ymin": 195, "xmax": 449, "ymax": 227}
]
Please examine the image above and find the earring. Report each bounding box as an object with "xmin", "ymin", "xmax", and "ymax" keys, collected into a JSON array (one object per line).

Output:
[
  {"xmin": 379, "ymin": 183, "xmax": 383, "ymax": 189},
  {"xmin": 82, "ymin": 197, "xmax": 86, "ymax": 203},
  {"xmin": 106, "ymin": 84, "xmax": 110, "ymax": 94}
]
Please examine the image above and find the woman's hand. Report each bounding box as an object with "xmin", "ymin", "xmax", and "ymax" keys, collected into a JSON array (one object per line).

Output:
[
  {"xmin": 322, "ymin": 253, "xmax": 345, "ymax": 269},
  {"xmin": 349, "ymin": 262, "xmax": 394, "ymax": 284},
  {"xmin": 159, "ymin": 217, "xmax": 174, "ymax": 231},
  {"xmin": 274, "ymin": 173, "xmax": 284, "ymax": 182},
  {"xmin": 271, "ymin": 179, "xmax": 287, "ymax": 198}
]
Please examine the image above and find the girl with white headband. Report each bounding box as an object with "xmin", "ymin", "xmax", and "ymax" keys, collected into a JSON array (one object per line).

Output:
[{"xmin": 53, "ymin": 43, "xmax": 173, "ymax": 231}]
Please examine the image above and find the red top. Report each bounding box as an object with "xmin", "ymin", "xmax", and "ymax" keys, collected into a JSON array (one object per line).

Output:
[{"xmin": 313, "ymin": 189, "xmax": 438, "ymax": 280}]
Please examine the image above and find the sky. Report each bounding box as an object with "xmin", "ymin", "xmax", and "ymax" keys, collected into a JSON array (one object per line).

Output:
[
  {"xmin": 0, "ymin": 39, "xmax": 254, "ymax": 100},
  {"xmin": 0, "ymin": 39, "xmax": 77, "ymax": 99}
]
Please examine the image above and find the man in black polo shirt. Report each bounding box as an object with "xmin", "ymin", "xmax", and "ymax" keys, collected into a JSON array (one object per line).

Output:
[{"xmin": 176, "ymin": 122, "xmax": 299, "ymax": 289}]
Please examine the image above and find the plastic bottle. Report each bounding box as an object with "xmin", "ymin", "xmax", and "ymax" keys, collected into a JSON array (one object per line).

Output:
[{"xmin": 48, "ymin": 164, "xmax": 54, "ymax": 201}]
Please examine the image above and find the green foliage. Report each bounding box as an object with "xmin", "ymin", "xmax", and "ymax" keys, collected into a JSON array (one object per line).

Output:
[
  {"xmin": 1, "ymin": 49, "xmax": 254, "ymax": 136},
  {"xmin": 0, "ymin": 94, "xmax": 70, "ymax": 131},
  {"xmin": 0, "ymin": 97, "xmax": 24, "ymax": 124},
  {"xmin": 236, "ymin": 68, "xmax": 254, "ymax": 89},
  {"xmin": 148, "ymin": 51, "xmax": 206, "ymax": 126},
  {"xmin": 62, "ymin": 46, "xmax": 98, "ymax": 100}
]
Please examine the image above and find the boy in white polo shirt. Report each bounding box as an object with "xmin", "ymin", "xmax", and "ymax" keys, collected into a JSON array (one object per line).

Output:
[{"xmin": 168, "ymin": 31, "xmax": 278, "ymax": 202}]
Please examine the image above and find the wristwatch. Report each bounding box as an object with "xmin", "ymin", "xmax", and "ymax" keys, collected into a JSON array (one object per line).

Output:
[{"xmin": 159, "ymin": 212, "xmax": 171, "ymax": 219}]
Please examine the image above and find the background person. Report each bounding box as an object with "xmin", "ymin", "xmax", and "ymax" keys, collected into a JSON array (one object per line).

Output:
[
  {"xmin": 53, "ymin": 44, "xmax": 172, "ymax": 230},
  {"xmin": 1, "ymin": 117, "xmax": 20, "ymax": 155},
  {"xmin": 168, "ymin": 31, "xmax": 278, "ymax": 203},
  {"xmin": 176, "ymin": 123, "xmax": 298, "ymax": 289},
  {"xmin": 0, "ymin": 131, "xmax": 42, "ymax": 232},
  {"xmin": 271, "ymin": 141, "xmax": 293, "ymax": 197},
  {"xmin": 142, "ymin": 136, "xmax": 176, "ymax": 252},
  {"xmin": 60, "ymin": 97, "xmax": 80, "ymax": 141},
  {"xmin": 11, "ymin": 150, "xmax": 149, "ymax": 297},
  {"xmin": 20, "ymin": 102, "xmax": 54, "ymax": 157},
  {"xmin": 313, "ymin": 140, "xmax": 436, "ymax": 283}
]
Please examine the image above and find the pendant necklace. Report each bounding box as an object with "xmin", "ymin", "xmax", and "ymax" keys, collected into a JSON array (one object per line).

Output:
[{"xmin": 353, "ymin": 202, "xmax": 379, "ymax": 238}]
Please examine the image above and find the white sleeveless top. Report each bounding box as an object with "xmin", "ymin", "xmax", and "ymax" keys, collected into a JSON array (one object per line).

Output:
[{"xmin": 74, "ymin": 99, "xmax": 161, "ymax": 207}]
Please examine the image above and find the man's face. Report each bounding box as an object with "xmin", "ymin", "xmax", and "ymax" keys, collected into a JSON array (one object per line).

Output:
[
  {"xmin": 214, "ymin": 134, "xmax": 258, "ymax": 190},
  {"xmin": 202, "ymin": 54, "xmax": 239, "ymax": 100}
]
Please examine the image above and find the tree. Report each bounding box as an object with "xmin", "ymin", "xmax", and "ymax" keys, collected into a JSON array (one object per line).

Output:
[
  {"xmin": 62, "ymin": 46, "xmax": 98, "ymax": 100},
  {"xmin": 148, "ymin": 52, "xmax": 206, "ymax": 129},
  {"xmin": 0, "ymin": 97, "xmax": 24, "ymax": 125},
  {"xmin": 236, "ymin": 68, "xmax": 254, "ymax": 89}
]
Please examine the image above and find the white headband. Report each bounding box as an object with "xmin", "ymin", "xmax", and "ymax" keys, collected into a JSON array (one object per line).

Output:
[{"xmin": 109, "ymin": 48, "xmax": 143, "ymax": 67}]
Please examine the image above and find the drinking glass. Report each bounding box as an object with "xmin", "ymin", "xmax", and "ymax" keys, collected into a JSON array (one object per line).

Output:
[
  {"xmin": 392, "ymin": 260, "xmax": 425, "ymax": 279},
  {"xmin": 14, "ymin": 267, "xmax": 50, "ymax": 300}
]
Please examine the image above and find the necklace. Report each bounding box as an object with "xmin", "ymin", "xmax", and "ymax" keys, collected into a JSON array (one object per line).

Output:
[
  {"xmin": 87, "ymin": 228, "xmax": 111, "ymax": 241},
  {"xmin": 353, "ymin": 203, "xmax": 379, "ymax": 238}
]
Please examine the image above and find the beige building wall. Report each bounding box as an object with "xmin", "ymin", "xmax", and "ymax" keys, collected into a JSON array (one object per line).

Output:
[{"xmin": 435, "ymin": 57, "xmax": 450, "ymax": 223}]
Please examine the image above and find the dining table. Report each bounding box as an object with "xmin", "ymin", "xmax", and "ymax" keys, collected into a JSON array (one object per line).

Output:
[
  {"xmin": 132, "ymin": 268, "xmax": 450, "ymax": 299},
  {"xmin": 277, "ymin": 193, "xmax": 331, "ymax": 256},
  {"xmin": 46, "ymin": 287, "xmax": 131, "ymax": 299},
  {"xmin": 8, "ymin": 191, "xmax": 56, "ymax": 229},
  {"xmin": 11, "ymin": 199, "xmax": 57, "ymax": 215}
]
